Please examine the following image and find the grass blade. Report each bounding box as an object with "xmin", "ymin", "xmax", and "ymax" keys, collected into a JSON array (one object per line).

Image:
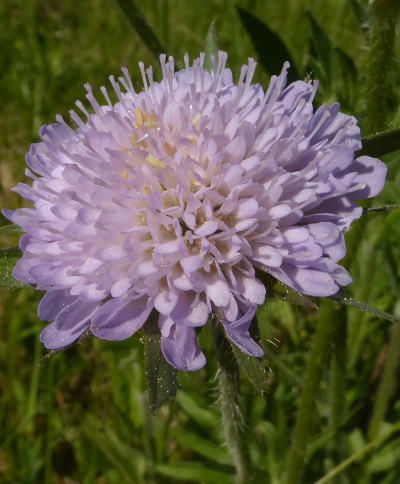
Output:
[
  {"xmin": 236, "ymin": 6, "xmax": 300, "ymax": 82},
  {"xmin": 114, "ymin": 0, "xmax": 168, "ymax": 60},
  {"xmin": 154, "ymin": 462, "xmax": 234, "ymax": 484}
]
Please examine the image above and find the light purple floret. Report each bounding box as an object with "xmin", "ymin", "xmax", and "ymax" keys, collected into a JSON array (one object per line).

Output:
[{"xmin": 3, "ymin": 52, "xmax": 386, "ymax": 371}]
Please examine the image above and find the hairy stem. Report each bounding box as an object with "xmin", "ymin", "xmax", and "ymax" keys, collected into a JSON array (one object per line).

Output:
[
  {"xmin": 212, "ymin": 315, "xmax": 253, "ymax": 484},
  {"xmin": 364, "ymin": 0, "xmax": 400, "ymax": 135}
]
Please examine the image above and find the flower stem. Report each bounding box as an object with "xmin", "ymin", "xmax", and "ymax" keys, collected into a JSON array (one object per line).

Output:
[
  {"xmin": 368, "ymin": 304, "xmax": 400, "ymax": 441},
  {"xmin": 285, "ymin": 299, "xmax": 337, "ymax": 484},
  {"xmin": 364, "ymin": 0, "xmax": 400, "ymax": 135},
  {"xmin": 212, "ymin": 315, "xmax": 253, "ymax": 484}
]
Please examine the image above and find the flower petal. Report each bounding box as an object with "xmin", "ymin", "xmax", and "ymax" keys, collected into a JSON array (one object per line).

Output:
[
  {"xmin": 40, "ymin": 299, "xmax": 100, "ymax": 350},
  {"xmin": 90, "ymin": 294, "xmax": 153, "ymax": 341},
  {"xmin": 161, "ymin": 323, "xmax": 206, "ymax": 371},
  {"xmin": 38, "ymin": 289, "xmax": 77, "ymax": 321},
  {"xmin": 223, "ymin": 304, "xmax": 263, "ymax": 358}
]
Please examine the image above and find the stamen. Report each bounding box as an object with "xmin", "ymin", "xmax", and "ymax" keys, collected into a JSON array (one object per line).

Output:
[
  {"xmin": 118, "ymin": 76, "xmax": 130, "ymax": 92},
  {"xmin": 84, "ymin": 84, "xmax": 102, "ymax": 114},
  {"xmin": 244, "ymin": 58, "xmax": 257, "ymax": 94},
  {"xmin": 100, "ymin": 86, "xmax": 112, "ymax": 106},
  {"xmin": 213, "ymin": 51, "xmax": 228, "ymax": 91},
  {"xmin": 55, "ymin": 114, "xmax": 74, "ymax": 134},
  {"xmin": 159, "ymin": 54, "xmax": 167, "ymax": 80},
  {"xmin": 75, "ymin": 100, "xmax": 90, "ymax": 119},
  {"xmin": 69, "ymin": 109, "xmax": 86, "ymax": 129},
  {"xmin": 138, "ymin": 61, "xmax": 148, "ymax": 90},
  {"xmin": 261, "ymin": 61, "xmax": 290, "ymax": 107},
  {"xmin": 121, "ymin": 66, "xmax": 135, "ymax": 94},
  {"xmin": 109, "ymin": 75, "xmax": 123, "ymax": 102},
  {"xmin": 184, "ymin": 53, "xmax": 190, "ymax": 82}
]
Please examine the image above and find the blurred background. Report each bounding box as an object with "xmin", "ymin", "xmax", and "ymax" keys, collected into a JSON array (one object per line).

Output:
[{"xmin": 1, "ymin": 0, "xmax": 400, "ymax": 483}]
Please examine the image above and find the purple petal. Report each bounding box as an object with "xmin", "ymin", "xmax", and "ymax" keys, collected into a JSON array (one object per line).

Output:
[
  {"xmin": 161, "ymin": 323, "xmax": 206, "ymax": 371},
  {"xmin": 204, "ymin": 272, "xmax": 231, "ymax": 307},
  {"xmin": 154, "ymin": 287, "xmax": 179, "ymax": 315},
  {"xmin": 269, "ymin": 264, "xmax": 340, "ymax": 297},
  {"xmin": 38, "ymin": 289, "xmax": 77, "ymax": 321},
  {"xmin": 90, "ymin": 293, "xmax": 153, "ymax": 341},
  {"xmin": 347, "ymin": 156, "xmax": 387, "ymax": 199},
  {"xmin": 308, "ymin": 222, "xmax": 346, "ymax": 262},
  {"xmin": 223, "ymin": 303, "xmax": 263, "ymax": 358},
  {"xmin": 40, "ymin": 299, "xmax": 100, "ymax": 350}
]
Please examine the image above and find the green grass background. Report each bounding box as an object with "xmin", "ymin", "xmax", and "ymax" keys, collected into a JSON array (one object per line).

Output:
[{"xmin": 1, "ymin": 0, "xmax": 400, "ymax": 483}]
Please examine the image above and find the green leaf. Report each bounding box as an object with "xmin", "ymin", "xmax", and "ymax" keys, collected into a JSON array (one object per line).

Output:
[
  {"xmin": 171, "ymin": 427, "xmax": 232, "ymax": 465},
  {"xmin": 348, "ymin": 0, "xmax": 369, "ymax": 32},
  {"xmin": 307, "ymin": 12, "xmax": 332, "ymax": 84},
  {"xmin": 358, "ymin": 128, "xmax": 400, "ymax": 158},
  {"xmin": 144, "ymin": 311, "xmax": 178, "ymax": 414},
  {"xmin": 231, "ymin": 344, "xmax": 273, "ymax": 396},
  {"xmin": 333, "ymin": 46, "xmax": 358, "ymax": 109},
  {"xmin": 114, "ymin": 0, "xmax": 169, "ymax": 61},
  {"xmin": 176, "ymin": 391, "xmax": 218, "ymax": 430},
  {"xmin": 0, "ymin": 247, "xmax": 25, "ymax": 288},
  {"xmin": 205, "ymin": 21, "xmax": 218, "ymax": 71},
  {"xmin": 236, "ymin": 7, "xmax": 300, "ymax": 83},
  {"xmin": 154, "ymin": 462, "xmax": 234, "ymax": 484},
  {"xmin": 369, "ymin": 438, "xmax": 400, "ymax": 473}
]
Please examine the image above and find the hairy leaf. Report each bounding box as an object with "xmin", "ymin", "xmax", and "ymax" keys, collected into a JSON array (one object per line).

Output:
[
  {"xmin": 144, "ymin": 311, "xmax": 178, "ymax": 414},
  {"xmin": 358, "ymin": 128, "xmax": 400, "ymax": 158}
]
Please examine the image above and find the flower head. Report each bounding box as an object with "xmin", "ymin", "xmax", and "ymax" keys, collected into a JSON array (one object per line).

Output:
[{"xmin": 4, "ymin": 52, "xmax": 386, "ymax": 371}]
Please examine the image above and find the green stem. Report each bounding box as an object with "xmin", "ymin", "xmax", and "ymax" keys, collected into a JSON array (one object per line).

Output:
[
  {"xmin": 356, "ymin": 303, "xmax": 400, "ymax": 483},
  {"xmin": 286, "ymin": 299, "xmax": 337, "ymax": 484},
  {"xmin": 345, "ymin": 0, "xmax": 400, "ymax": 276},
  {"xmin": 364, "ymin": 0, "xmax": 400, "ymax": 135},
  {"xmin": 330, "ymin": 307, "xmax": 347, "ymax": 483},
  {"xmin": 212, "ymin": 315, "xmax": 253, "ymax": 484},
  {"xmin": 368, "ymin": 304, "xmax": 400, "ymax": 442}
]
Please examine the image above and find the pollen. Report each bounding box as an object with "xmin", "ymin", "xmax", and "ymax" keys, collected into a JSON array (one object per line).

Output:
[{"xmin": 145, "ymin": 154, "xmax": 165, "ymax": 169}]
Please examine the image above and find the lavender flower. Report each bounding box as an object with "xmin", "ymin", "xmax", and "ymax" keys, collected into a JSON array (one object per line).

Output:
[{"xmin": 3, "ymin": 52, "xmax": 386, "ymax": 371}]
